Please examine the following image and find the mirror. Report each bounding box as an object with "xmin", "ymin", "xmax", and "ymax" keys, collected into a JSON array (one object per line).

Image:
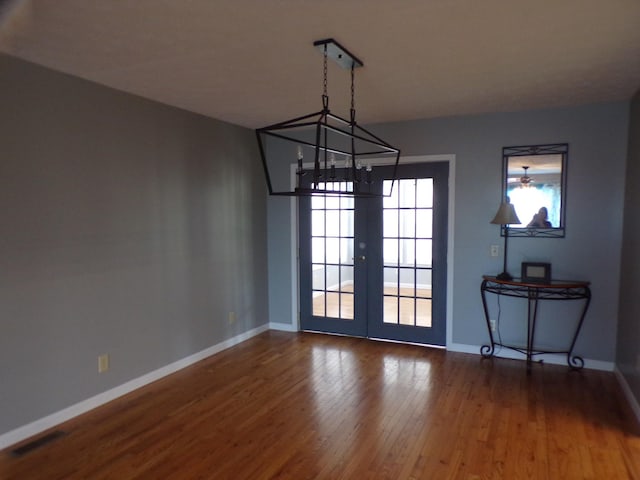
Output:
[{"xmin": 502, "ymin": 143, "xmax": 568, "ymax": 237}]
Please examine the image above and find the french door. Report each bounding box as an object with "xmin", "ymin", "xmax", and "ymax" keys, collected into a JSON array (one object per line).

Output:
[{"xmin": 299, "ymin": 162, "xmax": 448, "ymax": 346}]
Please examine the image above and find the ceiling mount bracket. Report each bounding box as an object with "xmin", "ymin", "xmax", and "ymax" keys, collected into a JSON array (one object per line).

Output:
[{"xmin": 313, "ymin": 38, "xmax": 363, "ymax": 69}]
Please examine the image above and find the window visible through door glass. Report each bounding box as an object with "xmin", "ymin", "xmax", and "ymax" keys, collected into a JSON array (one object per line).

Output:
[
  {"xmin": 382, "ymin": 179, "xmax": 433, "ymax": 327},
  {"xmin": 311, "ymin": 183, "xmax": 355, "ymax": 320}
]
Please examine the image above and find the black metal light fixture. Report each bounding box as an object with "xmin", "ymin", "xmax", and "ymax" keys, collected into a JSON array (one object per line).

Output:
[{"xmin": 255, "ymin": 38, "xmax": 401, "ymax": 197}]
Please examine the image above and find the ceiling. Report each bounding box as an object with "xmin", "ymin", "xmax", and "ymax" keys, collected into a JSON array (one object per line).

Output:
[{"xmin": 1, "ymin": 0, "xmax": 639, "ymax": 129}]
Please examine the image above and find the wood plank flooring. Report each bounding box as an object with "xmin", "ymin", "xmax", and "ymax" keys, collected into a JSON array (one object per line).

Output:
[
  {"xmin": 314, "ymin": 287, "xmax": 432, "ymax": 327},
  {"xmin": 2, "ymin": 331, "xmax": 640, "ymax": 479}
]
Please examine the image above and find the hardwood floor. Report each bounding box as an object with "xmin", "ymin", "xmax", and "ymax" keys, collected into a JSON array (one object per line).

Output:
[
  {"xmin": 2, "ymin": 331, "xmax": 640, "ymax": 479},
  {"xmin": 314, "ymin": 287, "xmax": 432, "ymax": 326}
]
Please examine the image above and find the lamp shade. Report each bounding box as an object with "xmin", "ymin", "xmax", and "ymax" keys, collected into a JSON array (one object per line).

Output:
[{"xmin": 490, "ymin": 202, "xmax": 521, "ymax": 225}]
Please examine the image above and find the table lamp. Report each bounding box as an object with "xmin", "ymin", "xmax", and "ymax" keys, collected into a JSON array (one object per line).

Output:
[{"xmin": 490, "ymin": 198, "xmax": 521, "ymax": 281}]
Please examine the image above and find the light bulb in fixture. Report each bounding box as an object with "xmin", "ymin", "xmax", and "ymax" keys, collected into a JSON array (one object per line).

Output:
[
  {"xmin": 329, "ymin": 153, "xmax": 336, "ymax": 179},
  {"xmin": 296, "ymin": 145, "xmax": 304, "ymax": 175}
]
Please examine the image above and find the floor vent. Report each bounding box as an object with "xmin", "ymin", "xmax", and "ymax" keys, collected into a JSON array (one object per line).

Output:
[{"xmin": 10, "ymin": 430, "xmax": 66, "ymax": 457}]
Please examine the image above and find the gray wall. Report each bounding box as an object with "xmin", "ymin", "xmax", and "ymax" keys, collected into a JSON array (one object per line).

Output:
[
  {"xmin": 268, "ymin": 102, "xmax": 629, "ymax": 363},
  {"xmin": 617, "ymin": 90, "xmax": 640, "ymax": 403},
  {"xmin": 0, "ymin": 54, "xmax": 268, "ymax": 435}
]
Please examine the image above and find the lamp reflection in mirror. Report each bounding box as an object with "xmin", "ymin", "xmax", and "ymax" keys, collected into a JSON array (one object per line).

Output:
[
  {"xmin": 490, "ymin": 198, "xmax": 522, "ymax": 281},
  {"xmin": 519, "ymin": 166, "xmax": 532, "ymax": 187}
]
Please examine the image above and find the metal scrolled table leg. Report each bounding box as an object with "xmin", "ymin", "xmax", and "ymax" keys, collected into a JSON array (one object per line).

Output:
[
  {"xmin": 566, "ymin": 286, "xmax": 591, "ymax": 370},
  {"xmin": 480, "ymin": 280, "xmax": 496, "ymax": 358}
]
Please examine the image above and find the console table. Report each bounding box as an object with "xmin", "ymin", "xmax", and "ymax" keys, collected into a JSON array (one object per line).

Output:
[{"xmin": 480, "ymin": 275, "xmax": 591, "ymax": 372}]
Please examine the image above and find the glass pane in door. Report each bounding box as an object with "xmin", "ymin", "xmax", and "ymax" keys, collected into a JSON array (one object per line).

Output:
[
  {"xmin": 311, "ymin": 182, "xmax": 355, "ymax": 320},
  {"xmin": 382, "ymin": 178, "xmax": 433, "ymax": 327}
]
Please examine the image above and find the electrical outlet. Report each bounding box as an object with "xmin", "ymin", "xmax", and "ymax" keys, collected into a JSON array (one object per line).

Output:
[
  {"xmin": 490, "ymin": 245, "xmax": 500, "ymax": 257},
  {"xmin": 98, "ymin": 354, "xmax": 109, "ymax": 373},
  {"xmin": 228, "ymin": 311, "xmax": 236, "ymax": 324},
  {"xmin": 489, "ymin": 319, "xmax": 497, "ymax": 332}
]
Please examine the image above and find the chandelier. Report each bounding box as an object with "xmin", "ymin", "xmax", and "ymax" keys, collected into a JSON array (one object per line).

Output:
[
  {"xmin": 255, "ymin": 39, "xmax": 401, "ymax": 196},
  {"xmin": 519, "ymin": 166, "xmax": 532, "ymax": 187}
]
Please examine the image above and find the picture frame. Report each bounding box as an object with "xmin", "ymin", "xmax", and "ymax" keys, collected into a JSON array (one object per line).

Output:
[{"xmin": 521, "ymin": 262, "xmax": 551, "ymax": 283}]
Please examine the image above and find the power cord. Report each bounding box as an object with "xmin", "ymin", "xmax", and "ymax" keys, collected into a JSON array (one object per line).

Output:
[{"xmin": 493, "ymin": 292, "xmax": 503, "ymax": 355}]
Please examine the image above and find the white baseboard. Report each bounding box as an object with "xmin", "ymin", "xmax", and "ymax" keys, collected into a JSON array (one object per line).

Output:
[
  {"xmin": 614, "ymin": 366, "xmax": 640, "ymax": 425},
  {"xmin": 0, "ymin": 324, "xmax": 270, "ymax": 451},
  {"xmin": 447, "ymin": 342, "xmax": 614, "ymax": 371},
  {"xmin": 269, "ymin": 322, "xmax": 298, "ymax": 332},
  {"xmin": 384, "ymin": 281, "xmax": 432, "ymax": 290}
]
